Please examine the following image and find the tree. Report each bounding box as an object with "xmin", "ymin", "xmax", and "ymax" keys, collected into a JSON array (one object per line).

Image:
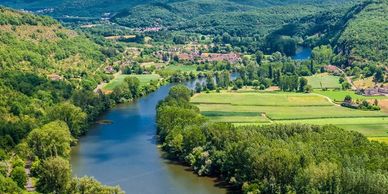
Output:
[
  {"xmin": 47, "ymin": 102, "xmax": 87, "ymax": 137},
  {"xmin": 342, "ymin": 82, "xmax": 352, "ymax": 90},
  {"xmin": 195, "ymin": 82, "xmax": 202, "ymax": 93},
  {"xmin": 168, "ymin": 85, "xmax": 192, "ymax": 102},
  {"xmin": 299, "ymin": 77, "xmax": 308, "ymax": 92},
  {"xmin": 37, "ymin": 157, "xmax": 71, "ymax": 193},
  {"xmin": 374, "ymin": 68, "xmax": 384, "ymax": 83},
  {"xmin": 0, "ymin": 175, "xmax": 21, "ymax": 193},
  {"xmin": 344, "ymin": 95, "xmax": 352, "ymax": 103},
  {"xmin": 268, "ymin": 65, "xmax": 273, "ymax": 79},
  {"xmin": 309, "ymin": 60, "xmax": 316, "ymax": 74},
  {"xmin": 10, "ymin": 167, "xmax": 26, "ymax": 188},
  {"xmin": 27, "ymin": 121, "xmax": 72, "ymax": 159},
  {"xmin": 206, "ymin": 75, "xmax": 216, "ymax": 90},
  {"xmin": 125, "ymin": 76, "xmax": 141, "ymax": 98},
  {"xmin": 68, "ymin": 177, "xmax": 124, "ymax": 194},
  {"xmin": 255, "ymin": 51, "xmax": 264, "ymax": 65},
  {"xmin": 312, "ymin": 45, "xmax": 333, "ymax": 64}
]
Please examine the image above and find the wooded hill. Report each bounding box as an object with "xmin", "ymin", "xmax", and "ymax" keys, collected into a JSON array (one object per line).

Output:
[
  {"xmin": 0, "ymin": 7, "xmax": 112, "ymax": 149},
  {"xmin": 112, "ymin": 0, "xmax": 359, "ymax": 37}
]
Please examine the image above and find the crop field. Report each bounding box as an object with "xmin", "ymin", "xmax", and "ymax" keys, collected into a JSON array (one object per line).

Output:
[
  {"xmin": 192, "ymin": 92, "xmax": 332, "ymax": 106},
  {"xmin": 314, "ymin": 90, "xmax": 388, "ymax": 101},
  {"xmin": 165, "ymin": 64, "xmax": 197, "ymax": 72},
  {"xmin": 192, "ymin": 91, "xmax": 388, "ymax": 141},
  {"xmin": 305, "ymin": 73, "xmax": 341, "ymax": 89},
  {"xmin": 104, "ymin": 74, "xmax": 160, "ymax": 90}
]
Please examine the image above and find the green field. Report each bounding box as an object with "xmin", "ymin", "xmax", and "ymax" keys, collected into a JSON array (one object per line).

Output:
[
  {"xmin": 314, "ymin": 90, "xmax": 388, "ymax": 102},
  {"xmin": 165, "ymin": 64, "xmax": 197, "ymax": 72},
  {"xmin": 305, "ymin": 74, "xmax": 341, "ymax": 89},
  {"xmin": 192, "ymin": 91, "xmax": 388, "ymax": 140},
  {"xmin": 192, "ymin": 92, "xmax": 332, "ymax": 106},
  {"xmin": 104, "ymin": 74, "xmax": 160, "ymax": 90}
]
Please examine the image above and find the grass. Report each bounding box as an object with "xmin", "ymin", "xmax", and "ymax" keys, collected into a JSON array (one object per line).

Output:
[
  {"xmin": 165, "ymin": 64, "xmax": 197, "ymax": 72},
  {"xmin": 104, "ymin": 74, "xmax": 160, "ymax": 90},
  {"xmin": 192, "ymin": 91, "xmax": 388, "ymax": 141},
  {"xmin": 192, "ymin": 92, "xmax": 332, "ymax": 106},
  {"xmin": 305, "ymin": 73, "xmax": 341, "ymax": 89},
  {"xmin": 314, "ymin": 89, "xmax": 388, "ymax": 102},
  {"xmin": 197, "ymin": 104, "xmax": 387, "ymax": 120},
  {"xmin": 368, "ymin": 137, "xmax": 388, "ymax": 144}
]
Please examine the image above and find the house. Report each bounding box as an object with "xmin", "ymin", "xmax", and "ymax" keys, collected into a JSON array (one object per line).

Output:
[
  {"xmin": 104, "ymin": 66, "xmax": 115, "ymax": 74},
  {"xmin": 359, "ymin": 85, "xmax": 388, "ymax": 96}
]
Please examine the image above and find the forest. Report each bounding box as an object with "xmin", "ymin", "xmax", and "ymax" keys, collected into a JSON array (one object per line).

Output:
[{"xmin": 0, "ymin": 7, "xmax": 130, "ymax": 193}]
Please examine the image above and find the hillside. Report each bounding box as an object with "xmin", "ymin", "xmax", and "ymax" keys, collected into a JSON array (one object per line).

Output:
[
  {"xmin": 0, "ymin": 7, "xmax": 109, "ymax": 148},
  {"xmin": 0, "ymin": 0, "xmax": 151, "ymax": 18},
  {"xmin": 112, "ymin": 0, "xmax": 359, "ymax": 37},
  {"xmin": 336, "ymin": 0, "xmax": 388, "ymax": 65}
]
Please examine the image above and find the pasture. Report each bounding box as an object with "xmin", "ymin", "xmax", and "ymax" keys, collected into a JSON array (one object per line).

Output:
[
  {"xmin": 104, "ymin": 74, "xmax": 160, "ymax": 90},
  {"xmin": 165, "ymin": 64, "xmax": 197, "ymax": 72},
  {"xmin": 314, "ymin": 89, "xmax": 388, "ymax": 102},
  {"xmin": 305, "ymin": 73, "xmax": 341, "ymax": 89},
  {"xmin": 192, "ymin": 91, "xmax": 388, "ymax": 142}
]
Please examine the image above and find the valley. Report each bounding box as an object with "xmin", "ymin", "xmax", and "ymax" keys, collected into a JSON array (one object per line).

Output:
[{"xmin": 0, "ymin": 0, "xmax": 387, "ymax": 193}]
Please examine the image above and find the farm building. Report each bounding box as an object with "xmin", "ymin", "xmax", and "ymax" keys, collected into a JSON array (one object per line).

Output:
[{"xmin": 358, "ymin": 85, "xmax": 388, "ymax": 96}]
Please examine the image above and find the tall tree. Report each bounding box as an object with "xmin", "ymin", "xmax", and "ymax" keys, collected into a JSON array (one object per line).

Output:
[
  {"xmin": 36, "ymin": 157, "xmax": 71, "ymax": 193},
  {"xmin": 47, "ymin": 102, "xmax": 87, "ymax": 137},
  {"xmin": 27, "ymin": 121, "xmax": 71, "ymax": 159}
]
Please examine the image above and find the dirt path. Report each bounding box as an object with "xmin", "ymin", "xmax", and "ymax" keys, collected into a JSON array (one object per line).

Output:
[
  {"xmin": 335, "ymin": 66, "xmax": 357, "ymax": 90},
  {"xmin": 313, "ymin": 93, "xmax": 341, "ymax": 107},
  {"xmin": 94, "ymin": 71, "xmax": 122, "ymax": 93},
  {"xmin": 262, "ymin": 113, "xmax": 273, "ymax": 123},
  {"xmin": 25, "ymin": 160, "xmax": 34, "ymax": 192}
]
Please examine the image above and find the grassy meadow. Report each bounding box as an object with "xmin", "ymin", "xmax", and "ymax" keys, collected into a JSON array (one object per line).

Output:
[
  {"xmin": 314, "ymin": 89, "xmax": 388, "ymax": 101},
  {"xmin": 192, "ymin": 91, "xmax": 388, "ymax": 142},
  {"xmin": 104, "ymin": 74, "xmax": 160, "ymax": 90},
  {"xmin": 165, "ymin": 64, "xmax": 197, "ymax": 72},
  {"xmin": 305, "ymin": 73, "xmax": 341, "ymax": 89}
]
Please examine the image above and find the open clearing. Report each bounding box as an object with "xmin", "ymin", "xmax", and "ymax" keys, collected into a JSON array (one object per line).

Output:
[
  {"xmin": 165, "ymin": 64, "xmax": 197, "ymax": 72},
  {"xmin": 305, "ymin": 73, "xmax": 341, "ymax": 89},
  {"xmin": 104, "ymin": 74, "xmax": 160, "ymax": 90},
  {"xmin": 192, "ymin": 91, "xmax": 388, "ymax": 142}
]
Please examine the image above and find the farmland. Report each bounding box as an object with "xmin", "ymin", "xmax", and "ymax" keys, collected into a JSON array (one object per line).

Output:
[
  {"xmin": 164, "ymin": 64, "xmax": 197, "ymax": 72},
  {"xmin": 192, "ymin": 91, "xmax": 388, "ymax": 141},
  {"xmin": 104, "ymin": 74, "xmax": 160, "ymax": 90},
  {"xmin": 305, "ymin": 73, "xmax": 341, "ymax": 89},
  {"xmin": 313, "ymin": 89, "xmax": 388, "ymax": 101}
]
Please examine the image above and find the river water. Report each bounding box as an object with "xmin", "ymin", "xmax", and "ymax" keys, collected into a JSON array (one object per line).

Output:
[{"xmin": 70, "ymin": 82, "xmax": 227, "ymax": 194}]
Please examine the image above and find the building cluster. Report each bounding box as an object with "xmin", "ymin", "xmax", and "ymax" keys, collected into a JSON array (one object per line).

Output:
[
  {"xmin": 155, "ymin": 50, "xmax": 241, "ymax": 64},
  {"xmin": 358, "ymin": 85, "xmax": 388, "ymax": 96}
]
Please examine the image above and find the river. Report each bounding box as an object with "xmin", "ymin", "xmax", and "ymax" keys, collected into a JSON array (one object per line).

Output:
[{"xmin": 70, "ymin": 82, "xmax": 228, "ymax": 194}]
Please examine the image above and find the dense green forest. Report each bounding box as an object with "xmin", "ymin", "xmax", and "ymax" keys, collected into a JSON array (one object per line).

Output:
[
  {"xmin": 112, "ymin": 0, "xmax": 357, "ymax": 37},
  {"xmin": 157, "ymin": 85, "xmax": 388, "ymax": 193},
  {"xmin": 0, "ymin": 0, "xmax": 150, "ymax": 18},
  {"xmin": 0, "ymin": 7, "xmax": 125, "ymax": 193},
  {"xmin": 337, "ymin": 0, "xmax": 388, "ymax": 65}
]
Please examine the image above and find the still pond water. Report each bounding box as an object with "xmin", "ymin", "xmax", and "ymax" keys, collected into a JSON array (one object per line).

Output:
[
  {"xmin": 70, "ymin": 82, "xmax": 227, "ymax": 194},
  {"xmin": 292, "ymin": 47, "xmax": 312, "ymax": 60}
]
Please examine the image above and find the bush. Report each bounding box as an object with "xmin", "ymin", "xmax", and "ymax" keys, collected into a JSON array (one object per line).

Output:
[{"xmin": 10, "ymin": 166, "xmax": 26, "ymax": 188}]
